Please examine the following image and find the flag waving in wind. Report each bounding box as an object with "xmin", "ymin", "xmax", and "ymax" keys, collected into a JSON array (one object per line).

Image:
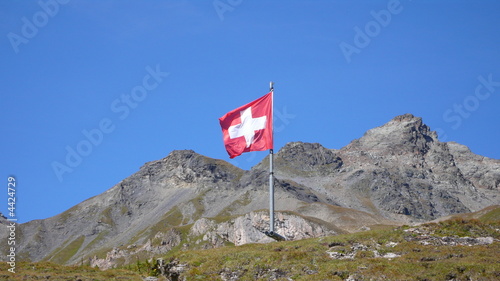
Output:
[{"xmin": 219, "ymin": 92, "xmax": 273, "ymax": 158}]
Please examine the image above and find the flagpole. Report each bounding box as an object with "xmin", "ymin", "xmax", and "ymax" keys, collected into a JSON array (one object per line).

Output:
[
  {"xmin": 265, "ymin": 82, "xmax": 285, "ymax": 241},
  {"xmin": 269, "ymin": 81, "xmax": 274, "ymax": 234}
]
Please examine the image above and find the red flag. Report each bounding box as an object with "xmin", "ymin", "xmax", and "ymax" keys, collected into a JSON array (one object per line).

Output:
[{"xmin": 219, "ymin": 92, "xmax": 273, "ymax": 158}]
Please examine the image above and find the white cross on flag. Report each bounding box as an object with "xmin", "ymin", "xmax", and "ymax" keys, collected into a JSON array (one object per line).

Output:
[{"xmin": 219, "ymin": 92, "xmax": 273, "ymax": 158}]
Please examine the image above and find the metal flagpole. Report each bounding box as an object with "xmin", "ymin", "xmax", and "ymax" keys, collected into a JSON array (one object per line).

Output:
[
  {"xmin": 269, "ymin": 81, "xmax": 274, "ymax": 233},
  {"xmin": 266, "ymin": 81, "xmax": 285, "ymax": 241}
]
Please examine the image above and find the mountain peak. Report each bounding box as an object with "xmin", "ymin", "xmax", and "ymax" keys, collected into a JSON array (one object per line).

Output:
[
  {"xmin": 273, "ymin": 142, "xmax": 343, "ymax": 175},
  {"xmin": 346, "ymin": 114, "xmax": 437, "ymax": 155},
  {"xmin": 277, "ymin": 142, "xmax": 340, "ymax": 167},
  {"xmin": 164, "ymin": 149, "xmax": 200, "ymax": 164},
  {"xmin": 379, "ymin": 113, "xmax": 427, "ymax": 133},
  {"xmin": 132, "ymin": 149, "xmax": 245, "ymax": 189},
  {"xmin": 392, "ymin": 113, "xmax": 420, "ymax": 123}
]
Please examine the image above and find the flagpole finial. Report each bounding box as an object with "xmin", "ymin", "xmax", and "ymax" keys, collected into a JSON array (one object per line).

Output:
[{"xmin": 270, "ymin": 81, "xmax": 274, "ymax": 91}]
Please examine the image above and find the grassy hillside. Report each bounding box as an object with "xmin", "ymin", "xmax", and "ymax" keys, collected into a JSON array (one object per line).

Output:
[
  {"xmin": 160, "ymin": 219, "xmax": 499, "ymax": 280},
  {"xmin": 0, "ymin": 262, "xmax": 142, "ymax": 281},
  {"xmin": 3, "ymin": 206, "xmax": 499, "ymax": 280}
]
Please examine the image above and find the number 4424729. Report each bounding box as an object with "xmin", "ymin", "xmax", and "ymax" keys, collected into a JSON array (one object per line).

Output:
[{"xmin": 8, "ymin": 176, "xmax": 16, "ymax": 217}]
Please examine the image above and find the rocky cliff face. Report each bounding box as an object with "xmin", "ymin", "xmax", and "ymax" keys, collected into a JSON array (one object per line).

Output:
[
  {"xmin": 2, "ymin": 113, "xmax": 499, "ymax": 268},
  {"xmin": 189, "ymin": 211, "xmax": 338, "ymax": 247},
  {"xmin": 273, "ymin": 114, "xmax": 499, "ymax": 221}
]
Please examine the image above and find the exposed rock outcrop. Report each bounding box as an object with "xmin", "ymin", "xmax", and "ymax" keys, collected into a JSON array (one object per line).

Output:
[{"xmin": 189, "ymin": 211, "xmax": 337, "ymax": 247}]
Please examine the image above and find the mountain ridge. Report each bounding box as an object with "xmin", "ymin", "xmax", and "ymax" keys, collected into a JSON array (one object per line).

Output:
[{"xmin": 1, "ymin": 113, "xmax": 499, "ymax": 268}]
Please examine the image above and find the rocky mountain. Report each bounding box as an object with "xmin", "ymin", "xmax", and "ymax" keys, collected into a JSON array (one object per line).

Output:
[
  {"xmin": 2, "ymin": 113, "xmax": 499, "ymax": 269},
  {"xmin": 272, "ymin": 114, "xmax": 499, "ymax": 222}
]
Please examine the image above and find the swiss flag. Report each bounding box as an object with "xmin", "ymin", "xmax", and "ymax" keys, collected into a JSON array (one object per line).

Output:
[{"xmin": 219, "ymin": 92, "xmax": 273, "ymax": 158}]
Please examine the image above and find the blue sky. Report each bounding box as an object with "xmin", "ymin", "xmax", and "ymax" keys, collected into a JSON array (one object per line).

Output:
[{"xmin": 1, "ymin": 0, "xmax": 499, "ymax": 223}]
